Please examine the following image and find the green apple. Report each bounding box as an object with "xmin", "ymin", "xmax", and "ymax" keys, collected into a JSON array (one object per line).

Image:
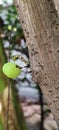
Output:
[{"xmin": 2, "ymin": 62, "xmax": 21, "ymax": 78}]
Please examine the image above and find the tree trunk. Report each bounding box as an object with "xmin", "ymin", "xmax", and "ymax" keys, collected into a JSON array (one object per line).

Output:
[{"xmin": 14, "ymin": 0, "xmax": 59, "ymax": 128}]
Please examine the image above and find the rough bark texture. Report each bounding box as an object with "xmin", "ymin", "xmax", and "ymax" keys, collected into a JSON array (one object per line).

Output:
[{"xmin": 14, "ymin": 0, "xmax": 59, "ymax": 128}]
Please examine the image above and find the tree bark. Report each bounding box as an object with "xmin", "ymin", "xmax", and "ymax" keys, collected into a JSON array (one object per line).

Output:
[{"xmin": 14, "ymin": 0, "xmax": 59, "ymax": 128}]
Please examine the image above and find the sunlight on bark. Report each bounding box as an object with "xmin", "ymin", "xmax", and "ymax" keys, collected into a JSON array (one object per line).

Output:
[{"xmin": 0, "ymin": 102, "xmax": 2, "ymax": 113}]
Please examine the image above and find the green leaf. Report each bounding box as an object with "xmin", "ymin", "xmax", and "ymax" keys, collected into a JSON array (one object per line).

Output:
[
  {"xmin": 0, "ymin": 119, "xmax": 4, "ymax": 130},
  {"xmin": 0, "ymin": 38, "xmax": 8, "ymax": 92}
]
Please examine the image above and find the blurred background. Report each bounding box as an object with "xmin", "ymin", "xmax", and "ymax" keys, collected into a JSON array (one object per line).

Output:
[{"xmin": 0, "ymin": 0, "xmax": 58, "ymax": 130}]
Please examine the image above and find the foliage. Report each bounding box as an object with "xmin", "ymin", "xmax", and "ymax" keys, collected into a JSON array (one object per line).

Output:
[
  {"xmin": 0, "ymin": 119, "xmax": 4, "ymax": 130},
  {"xmin": 0, "ymin": 38, "xmax": 7, "ymax": 92},
  {"xmin": 0, "ymin": 4, "xmax": 28, "ymax": 130},
  {"xmin": 0, "ymin": 4, "xmax": 25, "ymax": 50}
]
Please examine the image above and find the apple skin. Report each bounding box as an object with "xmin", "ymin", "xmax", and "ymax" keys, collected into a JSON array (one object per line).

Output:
[{"xmin": 2, "ymin": 62, "xmax": 21, "ymax": 78}]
